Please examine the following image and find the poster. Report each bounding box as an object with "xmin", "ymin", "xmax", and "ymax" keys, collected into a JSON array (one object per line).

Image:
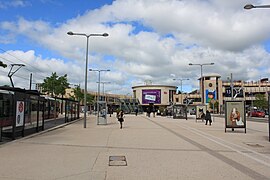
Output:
[
  {"xmin": 225, "ymin": 101, "xmax": 246, "ymax": 132},
  {"xmin": 142, "ymin": 89, "xmax": 161, "ymax": 104},
  {"xmin": 196, "ymin": 105, "xmax": 207, "ymax": 120},
  {"xmin": 16, "ymin": 101, "xmax": 24, "ymax": 127},
  {"xmin": 173, "ymin": 105, "xmax": 186, "ymax": 119},
  {"xmin": 205, "ymin": 89, "xmax": 216, "ymax": 104},
  {"xmin": 204, "ymin": 80, "xmax": 216, "ymax": 104}
]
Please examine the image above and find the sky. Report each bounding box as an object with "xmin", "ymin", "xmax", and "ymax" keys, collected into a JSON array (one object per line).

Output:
[{"xmin": 1, "ymin": 0, "xmax": 270, "ymax": 95}]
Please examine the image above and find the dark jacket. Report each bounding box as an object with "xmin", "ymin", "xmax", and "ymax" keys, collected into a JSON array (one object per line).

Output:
[
  {"xmin": 117, "ymin": 111, "xmax": 124, "ymax": 122},
  {"xmin": 205, "ymin": 111, "xmax": 211, "ymax": 120}
]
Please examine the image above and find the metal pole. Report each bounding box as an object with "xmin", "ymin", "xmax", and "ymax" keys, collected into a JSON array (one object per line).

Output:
[
  {"xmin": 230, "ymin": 73, "xmax": 233, "ymax": 100},
  {"xmin": 268, "ymin": 92, "xmax": 270, "ymax": 142},
  {"xmin": 29, "ymin": 73, "xmax": 32, "ymax": 90},
  {"xmin": 180, "ymin": 80, "xmax": 183, "ymax": 104},
  {"xmin": 97, "ymin": 70, "xmax": 101, "ymax": 124},
  {"xmin": 200, "ymin": 65, "xmax": 203, "ymax": 104},
  {"xmin": 103, "ymin": 83, "xmax": 105, "ymax": 96},
  {"xmin": 200, "ymin": 65, "xmax": 203, "ymax": 78},
  {"xmin": 83, "ymin": 36, "xmax": 89, "ymax": 128},
  {"xmin": 230, "ymin": 73, "xmax": 234, "ymax": 131}
]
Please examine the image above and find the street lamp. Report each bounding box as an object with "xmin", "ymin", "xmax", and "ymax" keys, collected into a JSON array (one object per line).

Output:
[
  {"xmin": 244, "ymin": 4, "xmax": 270, "ymax": 9},
  {"xmin": 173, "ymin": 78, "xmax": 189, "ymax": 104},
  {"xmin": 98, "ymin": 81, "xmax": 111, "ymax": 97},
  {"xmin": 67, "ymin": 31, "xmax": 109, "ymax": 128},
  {"xmin": 89, "ymin": 69, "xmax": 110, "ymax": 124},
  {"xmin": 189, "ymin": 63, "xmax": 214, "ymax": 104},
  {"xmin": 243, "ymin": 4, "xmax": 270, "ymax": 141}
]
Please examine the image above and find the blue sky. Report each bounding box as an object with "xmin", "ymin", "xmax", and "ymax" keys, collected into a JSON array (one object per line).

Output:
[
  {"xmin": 1, "ymin": 0, "xmax": 270, "ymax": 94},
  {"xmin": 0, "ymin": 0, "xmax": 114, "ymax": 59}
]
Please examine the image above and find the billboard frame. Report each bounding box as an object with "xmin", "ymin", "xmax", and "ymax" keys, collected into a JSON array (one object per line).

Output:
[
  {"xmin": 195, "ymin": 105, "xmax": 207, "ymax": 122},
  {"xmin": 225, "ymin": 100, "xmax": 246, "ymax": 133}
]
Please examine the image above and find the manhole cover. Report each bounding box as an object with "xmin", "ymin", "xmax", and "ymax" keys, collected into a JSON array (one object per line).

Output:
[{"xmin": 109, "ymin": 156, "xmax": 127, "ymax": 166}]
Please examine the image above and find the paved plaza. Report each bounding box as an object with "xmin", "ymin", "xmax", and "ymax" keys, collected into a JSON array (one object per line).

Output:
[{"xmin": 0, "ymin": 114, "xmax": 270, "ymax": 180}]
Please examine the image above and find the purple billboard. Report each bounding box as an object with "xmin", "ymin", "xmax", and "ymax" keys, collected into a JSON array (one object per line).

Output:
[{"xmin": 142, "ymin": 89, "xmax": 161, "ymax": 104}]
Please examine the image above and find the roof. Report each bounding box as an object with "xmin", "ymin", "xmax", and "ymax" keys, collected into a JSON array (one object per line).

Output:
[{"xmin": 132, "ymin": 84, "xmax": 177, "ymax": 89}]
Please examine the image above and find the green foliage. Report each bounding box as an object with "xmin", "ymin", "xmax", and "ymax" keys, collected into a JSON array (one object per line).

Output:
[
  {"xmin": 254, "ymin": 94, "xmax": 268, "ymax": 110},
  {"xmin": 209, "ymin": 100, "xmax": 219, "ymax": 108},
  {"xmin": 73, "ymin": 86, "xmax": 95, "ymax": 105},
  {"xmin": 209, "ymin": 100, "xmax": 219, "ymax": 113},
  {"xmin": 73, "ymin": 85, "xmax": 84, "ymax": 102},
  {"xmin": 41, "ymin": 72, "xmax": 69, "ymax": 97},
  {"xmin": 86, "ymin": 93, "xmax": 95, "ymax": 105}
]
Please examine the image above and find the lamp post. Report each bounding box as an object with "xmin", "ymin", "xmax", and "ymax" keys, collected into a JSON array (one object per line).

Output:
[
  {"xmin": 173, "ymin": 78, "xmax": 189, "ymax": 104},
  {"xmin": 67, "ymin": 31, "xmax": 108, "ymax": 128},
  {"xmin": 244, "ymin": 4, "xmax": 270, "ymax": 9},
  {"xmin": 244, "ymin": 3, "xmax": 270, "ymax": 142},
  {"xmin": 188, "ymin": 63, "xmax": 214, "ymax": 104},
  {"xmin": 101, "ymin": 82, "xmax": 111, "ymax": 97},
  {"xmin": 89, "ymin": 69, "xmax": 110, "ymax": 124}
]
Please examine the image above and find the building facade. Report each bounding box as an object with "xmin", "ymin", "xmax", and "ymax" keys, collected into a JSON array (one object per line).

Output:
[
  {"xmin": 132, "ymin": 85, "xmax": 177, "ymax": 109},
  {"xmin": 173, "ymin": 74, "xmax": 270, "ymax": 112}
]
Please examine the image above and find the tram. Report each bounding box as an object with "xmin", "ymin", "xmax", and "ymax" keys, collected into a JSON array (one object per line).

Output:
[{"xmin": 0, "ymin": 86, "xmax": 79, "ymax": 140}]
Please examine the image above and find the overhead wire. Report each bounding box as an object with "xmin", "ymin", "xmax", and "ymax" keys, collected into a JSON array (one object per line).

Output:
[
  {"xmin": 0, "ymin": 48, "xmax": 53, "ymax": 72},
  {"xmin": 0, "ymin": 48, "xmax": 54, "ymax": 81}
]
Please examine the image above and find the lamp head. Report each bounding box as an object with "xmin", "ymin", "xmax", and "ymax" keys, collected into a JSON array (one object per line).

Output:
[
  {"xmin": 67, "ymin": 31, "xmax": 74, "ymax": 35},
  {"xmin": 244, "ymin": 4, "xmax": 255, "ymax": 9},
  {"xmin": 210, "ymin": 63, "xmax": 214, "ymax": 65},
  {"xmin": 103, "ymin": 33, "xmax": 109, "ymax": 37},
  {"xmin": 188, "ymin": 63, "xmax": 193, "ymax": 66}
]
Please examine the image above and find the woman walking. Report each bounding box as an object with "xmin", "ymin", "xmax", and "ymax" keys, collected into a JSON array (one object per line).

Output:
[
  {"xmin": 117, "ymin": 110, "xmax": 124, "ymax": 129},
  {"xmin": 205, "ymin": 110, "xmax": 212, "ymax": 126}
]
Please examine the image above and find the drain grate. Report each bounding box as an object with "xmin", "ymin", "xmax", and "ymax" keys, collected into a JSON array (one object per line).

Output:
[{"xmin": 109, "ymin": 156, "xmax": 127, "ymax": 166}]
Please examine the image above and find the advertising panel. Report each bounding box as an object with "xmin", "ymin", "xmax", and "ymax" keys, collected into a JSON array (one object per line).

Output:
[
  {"xmin": 173, "ymin": 105, "xmax": 187, "ymax": 119},
  {"xmin": 16, "ymin": 101, "xmax": 24, "ymax": 127},
  {"xmin": 204, "ymin": 80, "xmax": 217, "ymax": 104},
  {"xmin": 225, "ymin": 100, "xmax": 246, "ymax": 133},
  {"xmin": 205, "ymin": 89, "xmax": 216, "ymax": 104},
  {"xmin": 142, "ymin": 89, "xmax": 161, "ymax": 104},
  {"xmin": 196, "ymin": 105, "xmax": 207, "ymax": 122}
]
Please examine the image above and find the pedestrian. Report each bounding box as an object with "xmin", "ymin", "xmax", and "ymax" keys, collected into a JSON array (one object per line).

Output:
[
  {"xmin": 205, "ymin": 110, "xmax": 212, "ymax": 126},
  {"xmin": 117, "ymin": 110, "xmax": 124, "ymax": 129},
  {"xmin": 152, "ymin": 106, "xmax": 156, "ymax": 117},
  {"xmin": 135, "ymin": 107, "xmax": 138, "ymax": 116},
  {"xmin": 108, "ymin": 107, "xmax": 112, "ymax": 117},
  {"xmin": 146, "ymin": 107, "xmax": 151, "ymax": 117}
]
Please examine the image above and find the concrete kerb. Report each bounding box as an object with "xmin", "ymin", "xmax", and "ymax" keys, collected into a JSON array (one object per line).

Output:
[{"xmin": 0, "ymin": 117, "xmax": 83, "ymax": 147}]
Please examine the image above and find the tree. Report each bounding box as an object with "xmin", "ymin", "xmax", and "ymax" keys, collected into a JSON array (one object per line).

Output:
[
  {"xmin": 209, "ymin": 100, "xmax": 219, "ymax": 113},
  {"xmin": 73, "ymin": 85, "xmax": 84, "ymax": 103},
  {"xmin": 86, "ymin": 93, "xmax": 95, "ymax": 105},
  {"xmin": 41, "ymin": 72, "xmax": 69, "ymax": 116},
  {"xmin": 41, "ymin": 72, "xmax": 69, "ymax": 97},
  {"xmin": 254, "ymin": 94, "xmax": 268, "ymax": 110},
  {"xmin": 71, "ymin": 86, "xmax": 95, "ymax": 107}
]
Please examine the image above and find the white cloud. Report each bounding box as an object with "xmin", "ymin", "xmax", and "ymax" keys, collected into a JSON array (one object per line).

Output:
[
  {"xmin": 1, "ymin": 0, "xmax": 270, "ymax": 94},
  {"xmin": 0, "ymin": 0, "xmax": 29, "ymax": 9}
]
